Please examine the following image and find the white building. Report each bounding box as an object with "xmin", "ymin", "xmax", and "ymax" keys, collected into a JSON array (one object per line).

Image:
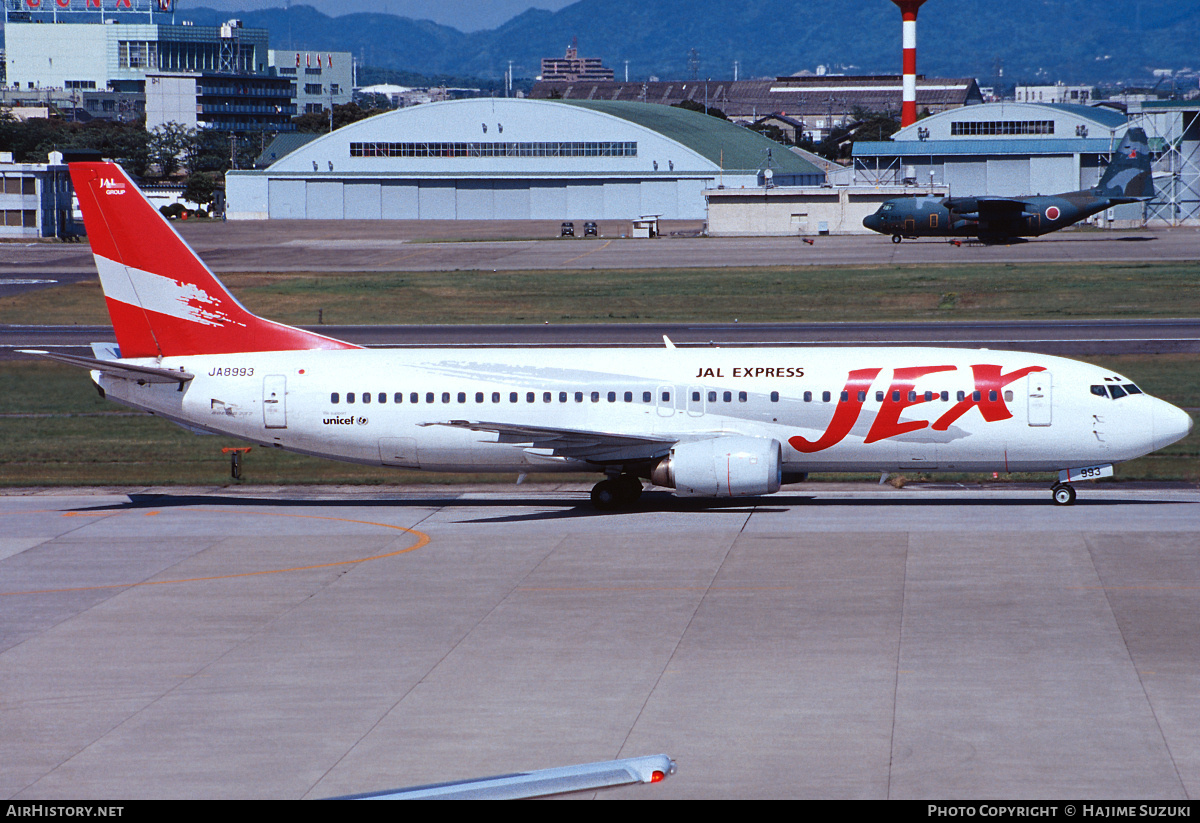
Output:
[
  {"xmin": 225, "ymin": 98, "xmax": 823, "ymax": 221},
  {"xmin": 1014, "ymin": 84, "xmax": 1095, "ymax": 105},
  {"xmin": 5, "ymin": 19, "xmax": 269, "ymax": 92},
  {"xmin": 853, "ymin": 102, "xmax": 1134, "ymax": 197},
  {"xmin": 268, "ymin": 50, "xmax": 353, "ymax": 114},
  {"xmin": 0, "ymin": 151, "xmax": 77, "ymax": 239}
]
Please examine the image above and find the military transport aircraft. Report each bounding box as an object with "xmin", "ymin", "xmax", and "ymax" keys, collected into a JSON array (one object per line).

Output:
[
  {"xmin": 862, "ymin": 128, "xmax": 1154, "ymax": 243},
  {"xmin": 23, "ymin": 162, "xmax": 1191, "ymax": 509}
]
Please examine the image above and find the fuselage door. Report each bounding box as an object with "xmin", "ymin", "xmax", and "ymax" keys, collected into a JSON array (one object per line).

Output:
[
  {"xmin": 687, "ymin": 385, "xmax": 705, "ymax": 417},
  {"xmin": 263, "ymin": 374, "xmax": 287, "ymax": 429},
  {"xmin": 1027, "ymin": 372, "xmax": 1052, "ymax": 427},
  {"xmin": 656, "ymin": 385, "xmax": 675, "ymax": 417}
]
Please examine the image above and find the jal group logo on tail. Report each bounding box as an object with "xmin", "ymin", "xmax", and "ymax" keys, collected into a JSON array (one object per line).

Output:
[{"xmin": 99, "ymin": 177, "xmax": 127, "ymax": 196}]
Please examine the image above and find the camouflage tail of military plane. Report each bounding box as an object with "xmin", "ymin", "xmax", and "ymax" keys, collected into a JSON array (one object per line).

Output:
[{"xmin": 863, "ymin": 128, "xmax": 1154, "ymax": 243}]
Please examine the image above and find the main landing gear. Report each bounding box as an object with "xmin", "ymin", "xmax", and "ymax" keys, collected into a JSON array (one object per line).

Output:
[
  {"xmin": 590, "ymin": 474, "xmax": 643, "ymax": 511},
  {"xmin": 891, "ymin": 234, "xmax": 902, "ymax": 243},
  {"xmin": 1051, "ymin": 482, "xmax": 1077, "ymax": 506}
]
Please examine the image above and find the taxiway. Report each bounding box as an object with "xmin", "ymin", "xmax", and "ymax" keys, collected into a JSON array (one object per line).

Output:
[{"xmin": 2, "ymin": 484, "xmax": 1198, "ymax": 799}]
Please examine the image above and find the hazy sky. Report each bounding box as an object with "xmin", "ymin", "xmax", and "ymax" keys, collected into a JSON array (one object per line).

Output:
[{"xmin": 187, "ymin": 0, "xmax": 576, "ymax": 32}]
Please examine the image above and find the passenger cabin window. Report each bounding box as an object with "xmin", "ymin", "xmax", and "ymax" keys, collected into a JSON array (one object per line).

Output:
[
  {"xmin": 331, "ymin": 392, "xmax": 340, "ymax": 404},
  {"xmin": 395, "ymin": 393, "xmax": 404, "ymax": 404},
  {"xmin": 822, "ymin": 391, "xmax": 831, "ymax": 402},
  {"xmin": 347, "ymin": 393, "xmax": 355, "ymax": 404}
]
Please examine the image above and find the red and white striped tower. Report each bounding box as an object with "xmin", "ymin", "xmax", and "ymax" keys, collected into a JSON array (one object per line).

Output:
[{"xmin": 891, "ymin": 0, "xmax": 928, "ymax": 128}]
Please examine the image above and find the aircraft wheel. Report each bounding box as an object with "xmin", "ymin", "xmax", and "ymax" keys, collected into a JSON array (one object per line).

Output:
[
  {"xmin": 591, "ymin": 476, "xmax": 642, "ymax": 510},
  {"xmin": 1052, "ymin": 483, "xmax": 1076, "ymax": 506},
  {"xmin": 616, "ymin": 475, "xmax": 643, "ymax": 505},
  {"xmin": 591, "ymin": 479, "xmax": 620, "ymax": 510},
  {"xmin": 891, "ymin": 234, "xmax": 902, "ymax": 244}
]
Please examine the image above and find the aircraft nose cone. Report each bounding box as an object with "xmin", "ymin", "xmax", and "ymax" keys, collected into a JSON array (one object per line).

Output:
[
  {"xmin": 1153, "ymin": 400, "xmax": 1193, "ymax": 451},
  {"xmin": 863, "ymin": 213, "xmax": 880, "ymax": 231}
]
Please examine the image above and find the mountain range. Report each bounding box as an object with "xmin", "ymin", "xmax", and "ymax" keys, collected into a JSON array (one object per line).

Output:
[{"xmin": 62, "ymin": 1, "xmax": 1200, "ymax": 85}]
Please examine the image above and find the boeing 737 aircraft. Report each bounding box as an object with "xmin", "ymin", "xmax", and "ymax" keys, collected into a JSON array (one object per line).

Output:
[
  {"xmin": 25, "ymin": 162, "xmax": 1192, "ymax": 509},
  {"xmin": 863, "ymin": 128, "xmax": 1154, "ymax": 243}
]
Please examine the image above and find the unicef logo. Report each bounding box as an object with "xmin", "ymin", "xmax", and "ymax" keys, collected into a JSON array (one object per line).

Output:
[{"xmin": 357, "ymin": 416, "xmax": 368, "ymax": 425}]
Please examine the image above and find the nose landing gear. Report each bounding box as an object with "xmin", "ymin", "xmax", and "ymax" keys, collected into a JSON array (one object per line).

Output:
[{"xmin": 1051, "ymin": 483, "xmax": 1076, "ymax": 506}]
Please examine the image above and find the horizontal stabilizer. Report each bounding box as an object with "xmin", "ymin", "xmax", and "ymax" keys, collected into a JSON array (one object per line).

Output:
[{"xmin": 19, "ymin": 349, "xmax": 194, "ymax": 384}]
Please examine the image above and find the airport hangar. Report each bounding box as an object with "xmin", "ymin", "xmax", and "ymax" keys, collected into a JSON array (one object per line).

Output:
[
  {"xmin": 224, "ymin": 98, "xmax": 824, "ymax": 222},
  {"xmin": 706, "ymin": 102, "xmax": 1156, "ymax": 236}
]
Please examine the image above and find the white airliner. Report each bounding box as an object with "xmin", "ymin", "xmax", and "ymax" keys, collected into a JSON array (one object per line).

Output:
[{"xmin": 27, "ymin": 162, "xmax": 1193, "ymax": 509}]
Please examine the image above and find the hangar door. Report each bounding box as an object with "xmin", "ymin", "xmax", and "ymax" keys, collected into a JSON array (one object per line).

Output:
[
  {"xmin": 268, "ymin": 179, "xmax": 306, "ymax": 219},
  {"xmin": 306, "ymin": 181, "xmax": 343, "ymax": 219}
]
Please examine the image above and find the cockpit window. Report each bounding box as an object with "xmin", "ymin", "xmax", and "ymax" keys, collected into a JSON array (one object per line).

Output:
[
  {"xmin": 880, "ymin": 203, "xmax": 894, "ymax": 212},
  {"xmin": 1091, "ymin": 383, "xmax": 1143, "ymax": 400}
]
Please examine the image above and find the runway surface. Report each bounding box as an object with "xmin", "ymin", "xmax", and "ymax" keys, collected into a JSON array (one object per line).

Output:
[
  {"xmin": 5, "ymin": 318, "xmax": 1200, "ymax": 360},
  {"xmin": 3, "ymin": 483, "xmax": 1198, "ymax": 799},
  {"xmin": 2, "ymin": 225, "xmax": 1198, "ymax": 276}
]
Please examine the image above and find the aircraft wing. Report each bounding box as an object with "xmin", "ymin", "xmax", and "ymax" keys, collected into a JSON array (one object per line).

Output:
[
  {"xmin": 18, "ymin": 349, "xmax": 194, "ymax": 385},
  {"xmin": 333, "ymin": 754, "xmax": 677, "ymax": 800},
  {"xmin": 944, "ymin": 197, "xmax": 1030, "ymax": 219},
  {"xmin": 429, "ymin": 420, "xmax": 675, "ymax": 463}
]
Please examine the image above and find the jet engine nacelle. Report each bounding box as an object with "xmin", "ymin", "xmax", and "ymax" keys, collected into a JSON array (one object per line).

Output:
[{"xmin": 651, "ymin": 436, "xmax": 782, "ymax": 497}]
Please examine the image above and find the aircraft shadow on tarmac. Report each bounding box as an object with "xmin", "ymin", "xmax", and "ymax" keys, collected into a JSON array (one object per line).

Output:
[{"xmin": 60, "ymin": 490, "xmax": 1190, "ymax": 525}]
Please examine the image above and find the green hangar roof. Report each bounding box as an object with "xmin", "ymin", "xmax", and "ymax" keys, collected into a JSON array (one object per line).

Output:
[{"xmin": 562, "ymin": 99, "xmax": 822, "ymax": 176}]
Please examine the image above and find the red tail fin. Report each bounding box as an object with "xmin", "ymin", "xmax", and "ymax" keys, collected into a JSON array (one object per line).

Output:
[{"xmin": 69, "ymin": 162, "xmax": 359, "ymax": 358}]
